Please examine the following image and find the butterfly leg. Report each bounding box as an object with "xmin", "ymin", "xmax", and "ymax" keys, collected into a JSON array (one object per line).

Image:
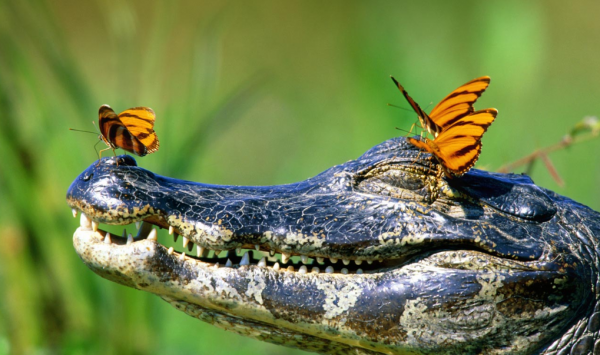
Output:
[
  {"xmin": 438, "ymin": 166, "xmax": 451, "ymax": 180},
  {"xmin": 96, "ymin": 147, "xmax": 118, "ymax": 166},
  {"xmin": 411, "ymin": 148, "xmax": 423, "ymax": 167},
  {"xmin": 408, "ymin": 122, "xmax": 417, "ymax": 135},
  {"xmin": 97, "ymin": 147, "xmax": 112, "ymax": 160},
  {"xmin": 113, "ymin": 148, "xmax": 120, "ymax": 167}
]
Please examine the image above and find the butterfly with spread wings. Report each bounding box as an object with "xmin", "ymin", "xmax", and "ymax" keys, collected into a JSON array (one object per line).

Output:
[
  {"xmin": 97, "ymin": 104, "xmax": 160, "ymax": 159},
  {"xmin": 391, "ymin": 76, "xmax": 497, "ymax": 178}
]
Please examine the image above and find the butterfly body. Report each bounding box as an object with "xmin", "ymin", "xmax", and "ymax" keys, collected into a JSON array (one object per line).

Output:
[
  {"xmin": 98, "ymin": 104, "xmax": 159, "ymax": 158},
  {"xmin": 392, "ymin": 77, "xmax": 497, "ymax": 178}
]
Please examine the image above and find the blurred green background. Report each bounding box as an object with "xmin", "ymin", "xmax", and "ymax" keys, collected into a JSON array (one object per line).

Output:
[{"xmin": 1, "ymin": 0, "xmax": 600, "ymax": 354}]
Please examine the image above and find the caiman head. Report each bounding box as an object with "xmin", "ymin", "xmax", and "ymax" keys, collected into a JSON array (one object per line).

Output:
[{"xmin": 66, "ymin": 137, "xmax": 600, "ymax": 355}]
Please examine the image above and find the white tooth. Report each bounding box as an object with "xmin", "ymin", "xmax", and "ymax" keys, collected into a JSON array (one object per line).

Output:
[
  {"xmin": 168, "ymin": 226, "xmax": 174, "ymax": 235},
  {"xmin": 287, "ymin": 265, "xmax": 295, "ymax": 272},
  {"xmin": 325, "ymin": 266, "xmax": 334, "ymax": 273},
  {"xmin": 281, "ymin": 253, "xmax": 290, "ymax": 264},
  {"xmin": 127, "ymin": 233, "xmax": 133, "ymax": 245},
  {"xmin": 355, "ymin": 260, "xmax": 363, "ymax": 265},
  {"xmin": 379, "ymin": 259, "xmax": 383, "ymax": 263},
  {"xmin": 356, "ymin": 269, "xmax": 363, "ymax": 274},
  {"xmin": 236, "ymin": 248, "xmax": 242, "ymax": 255},
  {"xmin": 225, "ymin": 259, "xmax": 233, "ymax": 267},
  {"xmin": 71, "ymin": 208, "xmax": 77, "ymax": 218},
  {"xmin": 367, "ymin": 260, "xmax": 373, "ymax": 265},
  {"xmin": 214, "ymin": 250, "xmax": 222, "ymax": 257},
  {"xmin": 182, "ymin": 237, "xmax": 190, "ymax": 248},
  {"xmin": 80, "ymin": 214, "xmax": 92, "ymax": 230},
  {"xmin": 197, "ymin": 246, "xmax": 206, "ymax": 258},
  {"xmin": 341, "ymin": 268, "xmax": 348, "ymax": 274},
  {"xmin": 273, "ymin": 262, "xmax": 280, "ymax": 271},
  {"xmin": 104, "ymin": 233, "xmax": 112, "ymax": 244},
  {"xmin": 92, "ymin": 220, "xmax": 99, "ymax": 232},
  {"xmin": 311, "ymin": 267, "xmax": 320, "ymax": 273},
  {"xmin": 258, "ymin": 257, "xmax": 267, "ymax": 267},
  {"xmin": 147, "ymin": 229, "xmax": 158, "ymax": 241},
  {"xmin": 214, "ymin": 262, "xmax": 220, "ymax": 269},
  {"xmin": 342, "ymin": 259, "xmax": 350, "ymax": 265},
  {"xmin": 135, "ymin": 221, "xmax": 141, "ymax": 230},
  {"xmin": 269, "ymin": 250, "xmax": 275, "ymax": 257},
  {"xmin": 299, "ymin": 265, "xmax": 307, "ymax": 274},
  {"xmin": 167, "ymin": 247, "xmax": 174, "ymax": 255},
  {"xmin": 301, "ymin": 255, "xmax": 309, "ymax": 264},
  {"xmin": 179, "ymin": 252, "xmax": 185, "ymax": 260},
  {"xmin": 254, "ymin": 245, "xmax": 260, "ymax": 251},
  {"xmin": 240, "ymin": 252, "xmax": 250, "ymax": 266},
  {"xmin": 317, "ymin": 257, "xmax": 324, "ymax": 263},
  {"xmin": 330, "ymin": 258, "xmax": 338, "ymax": 264}
]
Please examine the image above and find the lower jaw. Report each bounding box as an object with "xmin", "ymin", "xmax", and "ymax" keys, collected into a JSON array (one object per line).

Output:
[{"xmin": 73, "ymin": 211, "xmax": 387, "ymax": 275}]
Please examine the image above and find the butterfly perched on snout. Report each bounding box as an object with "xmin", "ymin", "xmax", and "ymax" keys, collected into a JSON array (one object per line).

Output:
[
  {"xmin": 97, "ymin": 104, "xmax": 160, "ymax": 158},
  {"xmin": 391, "ymin": 76, "xmax": 497, "ymax": 178}
]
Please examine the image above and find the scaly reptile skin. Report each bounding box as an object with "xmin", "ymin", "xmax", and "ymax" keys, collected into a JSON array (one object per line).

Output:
[{"xmin": 66, "ymin": 137, "xmax": 600, "ymax": 355}]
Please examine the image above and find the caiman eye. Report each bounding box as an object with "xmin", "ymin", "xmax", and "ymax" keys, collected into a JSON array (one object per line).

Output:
[{"xmin": 355, "ymin": 165, "xmax": 436, "ymax": 202}]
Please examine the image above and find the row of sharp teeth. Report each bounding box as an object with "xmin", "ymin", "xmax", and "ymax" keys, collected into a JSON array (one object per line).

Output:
[{"xmin": 74, "ymin": 209, "xmax": 372, "ymax": 275}]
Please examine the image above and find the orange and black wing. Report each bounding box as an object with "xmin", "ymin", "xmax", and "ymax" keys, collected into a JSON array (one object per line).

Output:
[
  {"xmin": 436, "ymin": 108, "xmax": 497, "ymax": 175},
  {"xmin": 97, "ymin": 105, "xmax": 159, "ymax": 157},
  {"xmin": 391, "ymin": 76, "xmax": 443, "ymax": 137},
  {"xmin": 428, "ymin": 76, "xmax": 491, "ymax": 129},
  {"xmin": 118, "ymin": 107, "xmax": 159, "ymax": 155},
  {"xmin": 408, "ymin": 108, "xmax": 497, "ymax": 177},
  {"xmin": 98, "ymin": 105, "xmax": 120, "ymax": 147}
]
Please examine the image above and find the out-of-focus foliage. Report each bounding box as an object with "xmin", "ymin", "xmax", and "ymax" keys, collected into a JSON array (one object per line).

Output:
[{"xmin": 1, "ymin": 1, "xmax": 599, "ymax": 354}]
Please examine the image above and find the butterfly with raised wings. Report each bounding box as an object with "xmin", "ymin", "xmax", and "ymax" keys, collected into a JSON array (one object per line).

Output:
[
  {"xmin": 391, "ymin": 76, "xmax": 497, "ymax": 178},
  {"xmin": 97, "ymin": 104, "xmax": 160, "ymax": 159}
]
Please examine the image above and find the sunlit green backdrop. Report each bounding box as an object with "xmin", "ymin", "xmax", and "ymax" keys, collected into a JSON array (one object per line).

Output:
[{"xmin": 1, "ymin": 1, "xmax": 600, "ymax": 354}]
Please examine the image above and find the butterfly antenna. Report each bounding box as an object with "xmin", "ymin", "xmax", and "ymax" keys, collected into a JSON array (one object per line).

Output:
[
  {"xmin": 71, "ymin": 121, "xmax": 103, "ymax": 136},
  {"xmin": 69, "ymin": 128, "xmax": 97, "ymax": 134},
  {"xmin": 394, "ymin": 127, "xmax": 414, "ymax": 135},
  {"xmin": 91, "ymin": 121, "xmax": 106, "ymax": 137},
  {"xmin": 387, "ymin": 103, "xmax": 415, "ymax": 113},
  {"xmin": 395, "ymin": 122, "xmax": 426, "ymax": 137}
]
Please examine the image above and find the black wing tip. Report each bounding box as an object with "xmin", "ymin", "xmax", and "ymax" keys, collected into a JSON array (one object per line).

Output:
[
  {"xmin": 390, "ymin": 77, "xmax": 406, "ymax": 92},
  {"xmin": 127, "ymin": 106, "xmax": 156, "ymax": 114},
  {"xmin": 99, "ymin": 104, "xmax": 114, "ymax": 114},
  {"xmin": 473, "ymin": 108, "xmax": 499, "ymax": 116}
]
